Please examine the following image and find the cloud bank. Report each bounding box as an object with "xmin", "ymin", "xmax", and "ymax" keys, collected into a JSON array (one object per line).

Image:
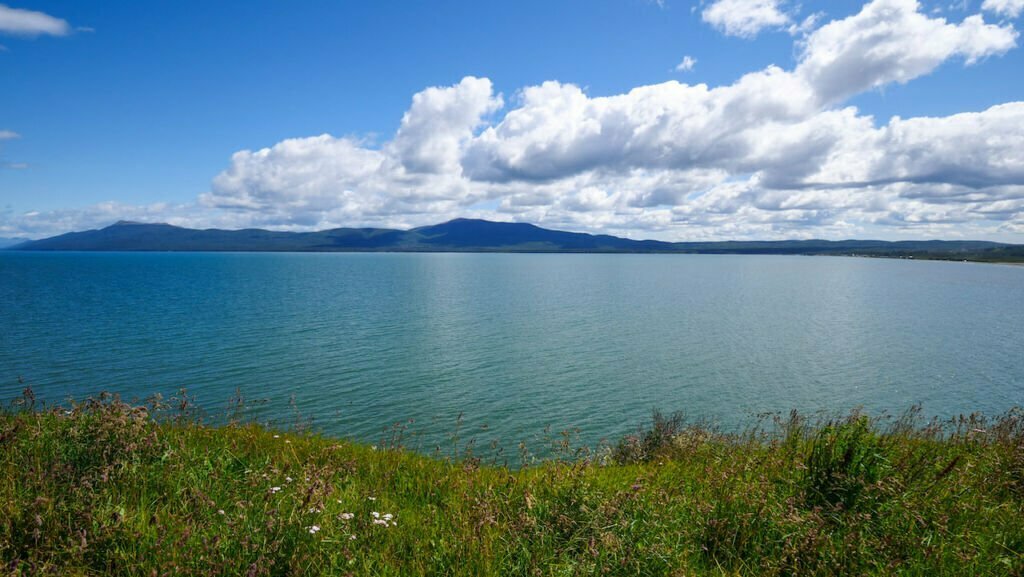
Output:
[{"xmin": 5, "ymin": 0, "xmax": 1024, "ymax": 241}]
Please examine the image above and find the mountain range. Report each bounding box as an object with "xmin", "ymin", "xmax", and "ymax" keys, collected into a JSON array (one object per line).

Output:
[{"xmin": 7, "ymin": 219, "xmax": 1024, "ymax": 262}]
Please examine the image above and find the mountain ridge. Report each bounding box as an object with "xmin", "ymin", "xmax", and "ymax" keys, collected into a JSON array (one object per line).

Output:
[{"xmin": 8, "ymin": 218, "xmax": 1024, "ymax": 262}]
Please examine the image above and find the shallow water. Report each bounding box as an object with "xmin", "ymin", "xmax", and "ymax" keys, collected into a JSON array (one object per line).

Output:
[{"xmin": 1, "ymin": 252, "xmax": 1022, "ymax": 451}]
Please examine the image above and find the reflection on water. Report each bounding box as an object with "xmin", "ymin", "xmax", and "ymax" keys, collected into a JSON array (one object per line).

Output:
[{"xmin": 1, "ymin": 252, "xmax": 1022, "ymax": 450}]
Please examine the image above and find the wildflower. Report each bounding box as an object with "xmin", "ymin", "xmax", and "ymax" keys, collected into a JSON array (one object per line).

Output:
[
  {"xmin": 367, "ymin": 496, "xmax": 376, "ymax": 501},
  {"xmin": 371, "ymin": 512, "xmax": 395, "ymax": 527},
  {"xmin": 308, "ymin": 506, "xmax": 322, "ymax": 514},
  {"xmin": 285, "ymin": 476, "xmax": 293, "ymax": 483},
  {"xmin": 285, "ymin": 440, "xmax": 291, "ymax": 444},
  {"xmin": 349, "ymin": 534, "xmax": 357, "ymax": 541},
  {"xmin": 217, "ymin": 509, "xmax": 225, "ymax": 515},
  {"xmin": 270, "ymin": 486, "xmax": 281, "ymax": 494},
  {"xmin": 340, "ymin": 513, "xmax": 354, "ymax": 520},
  {"xmin": 307, "ymin": 525, "xmax": 320, "ymax": 534},
  {"xmin": 273, "ymin": 434, "xmax": 280, "ymax": 439}
]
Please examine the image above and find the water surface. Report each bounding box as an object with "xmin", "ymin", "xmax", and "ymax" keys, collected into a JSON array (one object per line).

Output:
[{"xmin": 1, "ymin": 252, "xmax": 1021, "ymax": 451}]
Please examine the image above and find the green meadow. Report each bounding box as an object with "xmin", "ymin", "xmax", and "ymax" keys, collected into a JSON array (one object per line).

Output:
[{"xmin": 1, "ymin": 392, "xmax": 1022, "ymax": 576}]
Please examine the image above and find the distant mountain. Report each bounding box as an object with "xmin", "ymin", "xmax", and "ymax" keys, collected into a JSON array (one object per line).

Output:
[
  {"xmin": 0, "ymin": 237, "xmax": 30, "ymax": 249},
  {"xmin": 409, "ymin": 219, "xmax": 675, "ymax": 252},
  {"xmin": 10, "ymin": 219, "xmax": 1024, "ymax": 262},
  {"xmin": 12, "ymin": 219, "xmax": 678, "ymax": 253}
]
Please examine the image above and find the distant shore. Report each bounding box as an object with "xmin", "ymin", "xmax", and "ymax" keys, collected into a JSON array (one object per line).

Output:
[{"xmin": 10, "ymin": 218, "xmax": 1024, "ymax": 264}]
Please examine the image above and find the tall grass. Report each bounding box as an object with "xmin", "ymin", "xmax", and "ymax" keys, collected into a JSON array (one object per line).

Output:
[{"xmin": 1, "ymin": 390, "xmax": 1022, "ymax": 576}]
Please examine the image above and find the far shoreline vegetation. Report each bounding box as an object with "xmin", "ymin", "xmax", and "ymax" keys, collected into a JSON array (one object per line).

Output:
[
  {"xmin": 2, "ymin": 389, "xmax": 1022, "ymax": 576},
  {"xmin": 6, "ymin": 218, "xmax": 1024, "ymax": 264}
]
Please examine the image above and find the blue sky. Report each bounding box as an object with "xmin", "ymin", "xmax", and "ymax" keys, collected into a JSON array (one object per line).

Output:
[{"xmin": 2, "ymin": 0, "xmax": 1023, "ymax": 240}]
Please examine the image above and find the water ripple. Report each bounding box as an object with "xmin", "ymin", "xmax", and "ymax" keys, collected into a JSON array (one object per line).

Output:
[{"xmin": 1, "ymin": 252, "xmax": 1023, "ymax": 450}]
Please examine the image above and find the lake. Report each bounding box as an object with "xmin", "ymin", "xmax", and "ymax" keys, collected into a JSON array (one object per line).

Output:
[{"xmin": 1, "ymin": 252, "xmax": 1022, "ymax": 454}]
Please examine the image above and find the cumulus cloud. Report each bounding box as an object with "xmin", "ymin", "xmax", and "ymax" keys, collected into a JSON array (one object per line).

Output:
[
  {"xmin": 701, "ymin": 0, "xmax": 791, "ymax": 38},
  {"xmin": 796, "ymin": 0, "xmax": 1017, "ymax": 105},
  {"xmin": 5, "ymin": 0, "xmax": 1023, "ymax": 241},
  {"xmin": 0, "ymin": 4, "xmax": 69, "ymax": 36},
  {"xmin": 196, "ymin": 0, "xmax": 1022, "ymax": 240},
  {"xmin": 983, "ymin": 0, "xmax": 1024, "ymax": 18},
  {"xmin": 802, "ymin": 103, "xmax": 1024, "ymax": 190},
  {"xmin": 389, "ymin": 76, "xmax": 503, "ymax": 174},
  {"xmin": 200, "ymin": 78, "xmax": 504, "ymax": 230}
]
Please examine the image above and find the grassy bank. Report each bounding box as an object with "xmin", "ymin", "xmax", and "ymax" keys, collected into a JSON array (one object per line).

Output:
[{"xmin": 1, "ymin": 394, "xmax": 1022, "ymax": 576}]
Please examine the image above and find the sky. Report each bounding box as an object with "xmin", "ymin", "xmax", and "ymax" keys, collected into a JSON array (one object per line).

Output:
[{"xmin": 1, "ymin": 0, "xmax": 1024, "ymax": 241}]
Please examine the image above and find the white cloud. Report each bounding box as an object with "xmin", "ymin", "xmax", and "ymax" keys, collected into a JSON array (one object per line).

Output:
[
  {"xmin": 983, "ymin": 0, "xmax": 1024, "ymax": 18},
  {"xmin": 0, "ymin": 129, "xmax": 19, "ymax": 139},
  {"xmin": 0, "ymin": 4, "xmax": 69, "ymax": 36},
  {"xmin": 675, "ymin": 55, "xmax": 697, "ymax": 72},
  {"xmin": 200, "ymin": 78, "xmax": 503, "ymax": 230},
  {"xmin": 702, "ymin": 0, "xmax": 791, "ymax": 38},
  {"xmin": 5, "ymin": 0, "xmax": 1024, "ymax": 242},
  {"xmin": 796, "ymin": 0, "xmax": 1017, "ymax": 105},
  {"xmin": 389, "ymin": 76, "xmax": 503, "ymax": 174},
  {"xmin": 802, "ymin": 103, "xmax": 1024, "ymax": 190}
]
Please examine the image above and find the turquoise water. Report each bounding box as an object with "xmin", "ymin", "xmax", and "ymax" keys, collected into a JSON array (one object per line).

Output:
[{"xmin": 1, "ymin": 252, "xmax": 1022, "ymax": 451}]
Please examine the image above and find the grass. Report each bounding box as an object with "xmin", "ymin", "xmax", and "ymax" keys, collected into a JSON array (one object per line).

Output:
[{"xmin": 1, "ymin": 392, "xmax": 1023, "ymax": 576}]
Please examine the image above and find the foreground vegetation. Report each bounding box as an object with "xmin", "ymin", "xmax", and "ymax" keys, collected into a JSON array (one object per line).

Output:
[{"xmin": 1, "ymin": 392, "xmax": 1022, "ymax": 576}]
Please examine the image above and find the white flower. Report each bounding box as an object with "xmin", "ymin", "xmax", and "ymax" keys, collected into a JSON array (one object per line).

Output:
[
  {"xmin": 270, "ymin": 486, "xmax": 281, "ymax": 493},
  {"xmin": 285, "ymin": 440, "xmax": 291, "ymax": 444},
  {"xmin": 217, "ymin": 509, "xmax": 225, "ymax": 515},
  {"xmin": 340, "ymin": 513, "xmax": 354, "ymax": 520},
  {"xmin": 367, "ymin": 496, "xmax": 376, "ymax": 501},
  {"xmin": 349, "ymin": 534, "xmax": 357, "ymax": 541},
  {"xmin": 285, "ymin": 476, "xmax": 293, "ymax": 483},
  {"xmin": 371, "ymin": 512, "xmax": 396, "ymax": 527},
  {"xmin": 273, "ymin": 434, "xmax": 280, "ymax": 438},
  {"xmin": 307, "ymin": 525, "xmax": 320, "ymax": 534}
]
